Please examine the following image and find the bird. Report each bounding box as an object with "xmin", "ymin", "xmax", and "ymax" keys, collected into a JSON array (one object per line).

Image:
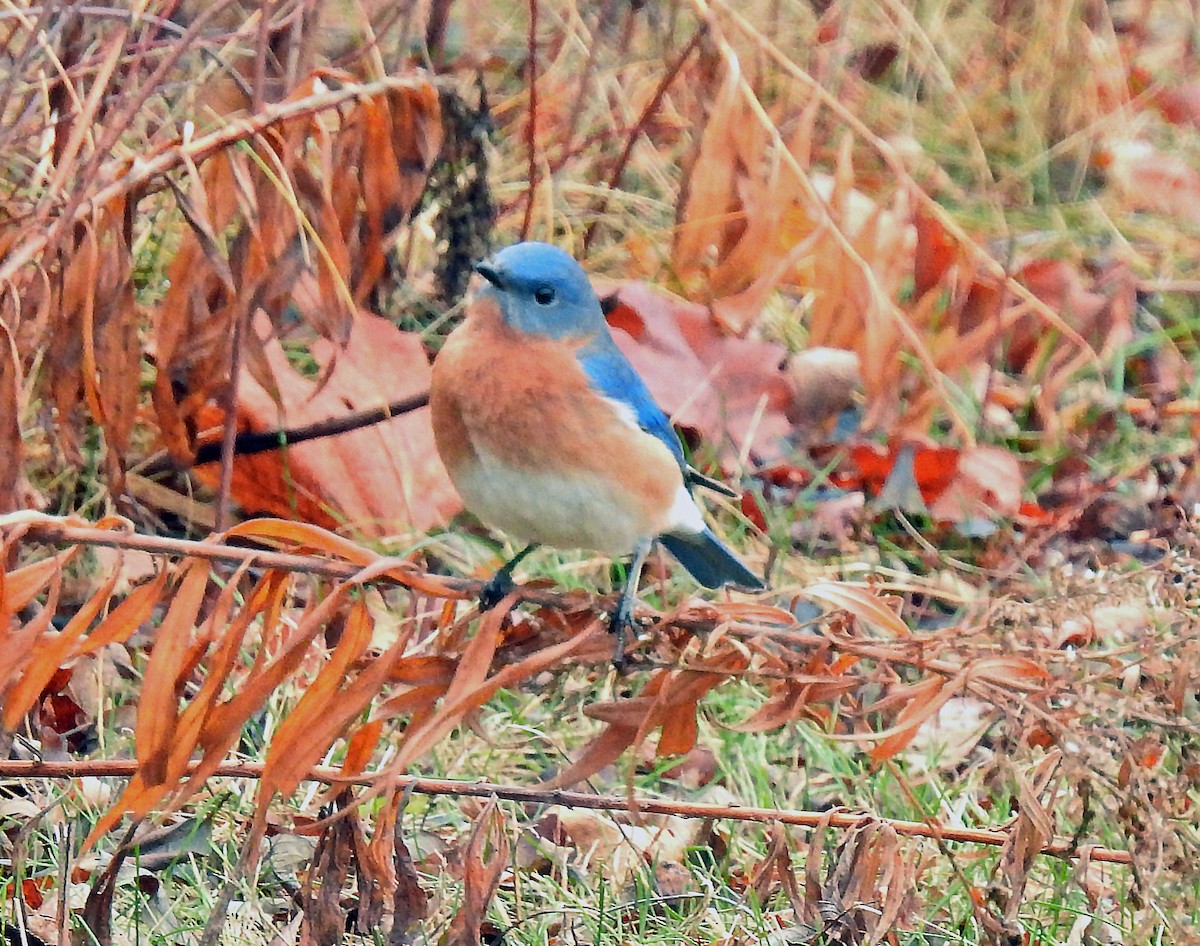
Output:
[{"xmin": 429, "ymin": 241, "xmax": 764, "ymax": 664}]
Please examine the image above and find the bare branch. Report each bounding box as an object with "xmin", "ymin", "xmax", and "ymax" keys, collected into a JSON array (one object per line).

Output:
[{"xmin": 0, "ymin": 759, "xmax": 1131, "ymax": 865}]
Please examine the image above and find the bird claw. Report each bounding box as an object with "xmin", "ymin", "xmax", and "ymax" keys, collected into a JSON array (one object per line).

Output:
[
  {"xmin": 609, "ymin": 599, "xmax": 638, "ymax": 671},
  {"xmin": 479, "ymin": 571, "xmax": 516, "ymax": 612}
]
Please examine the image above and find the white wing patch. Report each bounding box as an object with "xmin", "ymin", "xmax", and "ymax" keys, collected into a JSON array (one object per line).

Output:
[
  {"xmin": 600, "ymin": 394, "xmax": 641, "ymax": 431},
  {"xmin": 667, "ymin": 484, "xmax": 706, "ymax": 536}
]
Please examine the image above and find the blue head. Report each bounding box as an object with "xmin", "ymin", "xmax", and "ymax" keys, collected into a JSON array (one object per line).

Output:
[{"xmin": 474, "ymin": 242, "xmax": 607, "ymax": 340}]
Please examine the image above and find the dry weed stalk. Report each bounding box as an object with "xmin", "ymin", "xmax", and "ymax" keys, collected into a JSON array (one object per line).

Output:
[
  {"xmin": 0, "ymin": 760, "xmax": 1133, "ymax": 866},
  {"xmin": 3, "ymin": 511, "xmax": 1059, "ymax": 853}
]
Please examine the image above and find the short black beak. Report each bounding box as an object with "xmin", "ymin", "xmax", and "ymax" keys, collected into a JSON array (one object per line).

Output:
[{"xmin": 474, "ymin": 260, "xmax": 502, "ymax": 288}]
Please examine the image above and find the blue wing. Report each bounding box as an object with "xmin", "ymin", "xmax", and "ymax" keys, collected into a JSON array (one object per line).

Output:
[{"xmin": 576, "ymin": 339, "xmax": 687, "ymax": 471}]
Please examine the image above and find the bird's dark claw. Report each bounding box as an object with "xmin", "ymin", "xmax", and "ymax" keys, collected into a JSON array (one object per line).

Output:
[
  {"xmin": 609, "ymin": 603, "xmax": 637, "ymax": 672},
  {"xmin": 610, "ymin": 537, "xmax": 653, "ymax": 671},
  {"xmin": 479, "ymin": 570, "xmax": 516, "ymax": 612},
  {"xmin": 478, "ymin": 543, "xmax": 538, "ymax": 613}
]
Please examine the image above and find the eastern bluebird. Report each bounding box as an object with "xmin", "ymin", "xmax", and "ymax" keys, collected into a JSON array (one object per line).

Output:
[{"xmin": 430, "ymin": 241, "xmax": 764, "ymax": 663}]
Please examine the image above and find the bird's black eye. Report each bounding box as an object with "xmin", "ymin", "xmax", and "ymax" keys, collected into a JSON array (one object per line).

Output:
[{"xmin": 534, "ymin": 286, "xmax": 556, "ymax": 306}]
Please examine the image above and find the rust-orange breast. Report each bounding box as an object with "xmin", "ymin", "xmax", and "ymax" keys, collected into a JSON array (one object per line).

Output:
[{"xmin": 429, "ymin": 297, "xmax": 683, "ymax": 545}]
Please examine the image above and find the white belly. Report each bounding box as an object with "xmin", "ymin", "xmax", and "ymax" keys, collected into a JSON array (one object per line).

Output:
[{"xmin": 453, "ymin": 450, "xmax": 655, "ymax": 555}]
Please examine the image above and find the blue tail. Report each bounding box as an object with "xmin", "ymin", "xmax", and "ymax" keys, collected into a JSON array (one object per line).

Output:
[{"xmin": 659, "ymin": 528, "xmax": 764, "ymax": 590}]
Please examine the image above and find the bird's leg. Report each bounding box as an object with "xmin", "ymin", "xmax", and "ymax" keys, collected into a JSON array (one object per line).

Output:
[
  {"xmin": 611, "ymin": 537, "xmax": 652, "ymax": 670},
  {"xmin": 479, "ymin": 543, "xmax": 539, "ymax": 611}
]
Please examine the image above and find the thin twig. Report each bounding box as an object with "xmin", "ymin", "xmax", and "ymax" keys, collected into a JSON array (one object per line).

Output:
[
  {"xmin": 137, "ymin": 392, "xmax": 432, "ymax": 476},
  {"xmin": 0, "ymin": 760, "xmax": 1132, "ymax": 864},
  {"xmin": 214, "ymin": 304, "xmax": 247, "ymax": 534},
  {"xmin": 0, "ymin": 514, "xmax": 553, "ymax": 606},
  {"xmin": 520, "ymin": 0, "xmax": 539, "ymax": 240}
]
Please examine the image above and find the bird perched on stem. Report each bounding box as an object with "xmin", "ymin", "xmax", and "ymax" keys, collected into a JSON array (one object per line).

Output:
[{"xmin": 430, "ymin": 241, "xmax": 764, "ymax": 665}]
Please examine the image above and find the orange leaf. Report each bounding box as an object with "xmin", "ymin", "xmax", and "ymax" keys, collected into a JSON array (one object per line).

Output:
[
  {"xmin": 341, "ymin": 719, "xmax": 385, "ymax": 777},
  {"xmin": 136, "ymin": 559, "xmax": 210, "ymax": 786},
  {"xmin": 263, "ymin": 596, "xmax": 377, "ymax": 797},
  {"xmin": 76, "ymin": 567, "xmax": 169, "ymax": 656},
  {"xmin": 869, "ymin": 676, "xmax": 961, "ymax": 761},
  {"xmin": 0, "ymin": 567, "xmax": 62, "ymax": 711},
  {"xmin": 0, "ymin": 551, "xmax": 76, "ymax": 616},
  {"xmin": 2, "ymin": 557, "xmax": 123, "ymax": 730}
]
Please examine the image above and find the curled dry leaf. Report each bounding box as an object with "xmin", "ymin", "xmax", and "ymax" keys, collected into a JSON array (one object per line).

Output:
[
  {"xmin": 444, "ymin": 798, "xmax": 508, "ymax": 946},
  {"xmin": 803, "ymin": 581, "xmax": 909, "ymax": 637}
]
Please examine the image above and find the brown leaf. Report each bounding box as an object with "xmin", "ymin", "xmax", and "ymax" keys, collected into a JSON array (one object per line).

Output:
[
  {"xmin": 444, "ymin": 798, "xmax": 508, "ymax": 946},
  {"xmin": 749, "ymin": 823, "xmax": 805, "ymax": 915},
  {"xmin": 2, "ymin": 553, "xmax": 124, "ymax": 730},
  {"xmin": 869, "ymin": 676, "xmax": 962, "ymax": 761},
  {"xmin": 390, "ymin": 812, "xmax": 429, "ymax": 946},
  {"xmin": 966, "ymin": 655, "xmax": 1051, "ymax": 691},
  {"xmin": 135, "ymin": 559, "xmax": 211, "ymax": 786},
  {"xmin": 0, "ymin": 567, "xmax": 63, "ymax": 714},
  {"xmin": 673, "ymin": 60, "xmax": 741, "ymax": 284},
  {"xmin": 385, "ymin": 609, "xmax": 607, "ymax": 779},
  {"xmin": 193, "ymin": 312, "xmax": 458, "ymax": 536},
  {"xmin": 76, "ymin": 567, "xmax": 169, "ymax": 657},
  {"xmin": 804, "ymin": 581, "xmax": 910, "ymax": 637},
  {"xmin": 265, "ymin": 595, "xmax": 413, "ymax": 800},
  {"xmin": 0, "ymin": 550, "xmax": 76, "ymax": 618},
  {"xmin": 301, "ymin": 794, "xmax": 356, "ymax": 946}
]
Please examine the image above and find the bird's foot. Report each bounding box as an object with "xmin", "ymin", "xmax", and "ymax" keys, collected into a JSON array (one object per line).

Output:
[
  {"xmin": 479, "ymin": 569, "xmax": 517, "ymax": 612},
  {"xmin": 609, "ymin": 596, "xmax": 639, "ymax": 671}
]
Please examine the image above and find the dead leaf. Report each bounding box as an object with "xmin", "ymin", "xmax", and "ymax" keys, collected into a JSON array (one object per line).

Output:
[
  {"xmin": 444, "ymin": 798, "xmax": 508, "ymax": 946},
  {"xmin": 804, "ymin": 581, "xmax": 910, "ymax": 637},
  {"xmin": 193, "ymin": 311, "xmax": 458, "ymax": 537},
  {"xmin": 135, "ymin": 559, "xmax": 210, "ymax": 786}
]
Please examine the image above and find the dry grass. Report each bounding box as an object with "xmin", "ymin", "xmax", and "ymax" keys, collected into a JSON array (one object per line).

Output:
[{"xmin": 2, "ymin": 1, "xmax": 1200, "ymax": 944}]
